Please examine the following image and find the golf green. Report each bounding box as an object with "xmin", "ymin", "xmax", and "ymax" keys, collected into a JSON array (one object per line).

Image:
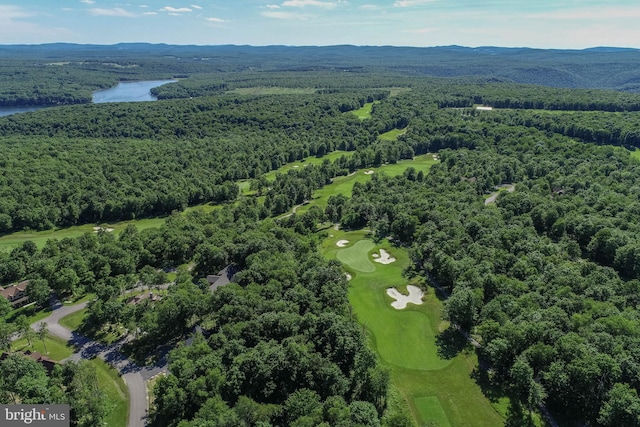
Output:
[
  {"xmin": 336, "ymin": 239, "xmax": 376, "ymax": 273},
  {"xmin": 327, "ymin": 232, "xmax": 504, "ymax": 426}
]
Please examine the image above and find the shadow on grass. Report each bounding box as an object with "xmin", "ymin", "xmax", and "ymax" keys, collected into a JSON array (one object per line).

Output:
[
  {"xmin": 505, "ymin": 401, "xmax": 537, "ymax": 427},
  {"xmin": 436, "ymin": 327, "xmax": 472, "ymax": 359},
  {"xmin": 471, "ymin": 366, "xmax": 508, "ymax": 404}
]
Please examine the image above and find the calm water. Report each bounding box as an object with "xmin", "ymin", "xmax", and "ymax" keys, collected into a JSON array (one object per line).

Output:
[
  {"xmin": 0, "ymin": 106, "xmax": 47, "ymax": 117},
  {"xmin": 92, "ymin": 79, "xmax": 176, "ymax": 103},
  {"xmin": 0, "ymin": 80, "xmax": 176, "ymax": 117}
]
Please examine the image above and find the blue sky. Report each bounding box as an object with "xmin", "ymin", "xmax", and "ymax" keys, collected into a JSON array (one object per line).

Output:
[{"xmin": 1, "ymin": 1, "xmax": 639, "ymax": 48}]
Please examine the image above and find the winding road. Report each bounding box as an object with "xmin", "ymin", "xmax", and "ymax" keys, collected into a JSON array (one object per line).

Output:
[
  {"xmin": 484, "ymin": 184, "xmax": 515, "ymax": 205},
  {"xmin": 30, "ymin": 295, "xmax": 168, "ymax": 427}
]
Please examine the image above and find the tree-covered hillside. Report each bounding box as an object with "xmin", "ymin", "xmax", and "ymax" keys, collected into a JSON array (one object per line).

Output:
[
  {"xmin": 2, "ymin": 43, "xmax": 640, "ymax": 107},
  {"xmin": 4, "ymin": 49, "xmax": 640, "ymax": 426}
]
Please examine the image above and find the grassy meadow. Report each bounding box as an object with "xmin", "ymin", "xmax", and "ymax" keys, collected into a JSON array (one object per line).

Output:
[{"xmin": 227, "ymin": 87, "xmax": 317, "ymax": 96}]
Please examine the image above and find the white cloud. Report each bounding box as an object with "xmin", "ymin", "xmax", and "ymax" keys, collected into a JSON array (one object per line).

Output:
[
  {"xmin": 262, "ymin": 10, "xmax": 310, "ymax": 20},
  {"xmin": 282, "ymin": 0, "xmax": 337, "ymax": 9},
  {"xmin": 139, "ymin": 5, "xmax": 149, "ymax": 8},
  {"xmin": 0, "ymin": 5, "xmax": 74, "ymax": 42},
  {"xmin": 393, "ymin": 0, "xmax": 435, "ymax": 7},
  {"xmin": 0, "ymin": 5, "xmax": 32, "ymax": 20},
  {"xmin": 206, "ymin": 17, "xmax": 226, "ymax": 22},
  {"xmin": 359, "ymin": 4, "xmax": 379, "ymax": 10},
  {"xmin": 160, "ymin": 6, "xmax": 192, "ymax": 13},
  {"xmin": 266, "ymin": 4, "xmax": 281, "ymax": 9},
  {"xmin": 191, "ymin": 4, "xmax": 202, "ymax": 9},
  {"xmin": 143, "ymin": 11, "xmax": 158, "ymax": 15},
  {"xmin": 80, "ymin": 0, "xmax": 95, "ymax": 4},
  {"xmin": 88, "ymin": 8, "xmax": 136, "ymax": 17}
]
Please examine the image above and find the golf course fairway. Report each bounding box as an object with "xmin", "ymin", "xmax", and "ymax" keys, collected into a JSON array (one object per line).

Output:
[{"xmin": 323, "ymin": 229, "xmax": 504, "ymax": 427}]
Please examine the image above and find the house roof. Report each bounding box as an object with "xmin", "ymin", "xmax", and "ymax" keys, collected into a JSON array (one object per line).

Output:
[
  {"xmin": 0, "ymin": 350, "xmax": 58, "ymax": 374},
  {"xmin": 0, "ymin": 280, "xmax": 29, "ymax": 299},
  {"xmin": 126, "ymin": 292, "xmax": 162, "ymax": 305},
  {"xmin": 208, "ymin": 265, "xmax": 236, "ymax": 293}
]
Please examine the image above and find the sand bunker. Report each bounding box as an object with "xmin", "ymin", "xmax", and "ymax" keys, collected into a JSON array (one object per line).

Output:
[
  {"xmin": 336, "ymin": 240, "xmax": 350, "ymax": 247},
  {"xmin": 373, "ymin": 249, "xmax": 396, "ymax": 264},
  {"xmin": 364, "ymin": 170, "xmax": 375, "ymax": 175},
  {"xmin": 93, "ymin": 226, "xmax": 114, "ymax": 233},
  {"xmin": 345, "ymin": 273, "xmax": 352, "ymax": 281},
  {"xmin": 387, "ymin": 285, "xmax": 424, "ymax": 309}
]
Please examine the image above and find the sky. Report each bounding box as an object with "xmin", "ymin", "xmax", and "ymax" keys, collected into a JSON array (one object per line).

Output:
[{"xmin": 1, "ymin": 1, "xmax": 639, "ymax": 48}]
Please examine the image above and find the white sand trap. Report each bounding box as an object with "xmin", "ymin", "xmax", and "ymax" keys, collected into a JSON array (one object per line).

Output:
[
  {"xmin": 293, "ymin": 165, "xmax": 299, "ymax": 168},
  {"xmin": 345, "ymin": 273, "xmax": 352, "ymax": 281},
  {"xmin": 387, "ymin": 285, "xmax": 424, "ymax": 309},
  {"xmin": 372, "ymin": 253, "xmax": 379, "ymax": 258},
  {"xmin": 336, "ymin": 240, "xmax": 350, "ymax": 247},
  {"xmin": 364, "ymin": 170, "xmax": 375, "ymax": 175},
  {"xmin": 93, "ymin": 226, "xmax": 114, "ymax": 233},
  {"xmin": 373, "ymin": 249, "xmax": 396, "ymax": 264}
]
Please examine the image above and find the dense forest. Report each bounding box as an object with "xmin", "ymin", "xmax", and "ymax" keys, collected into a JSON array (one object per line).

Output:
[
  {"xmin": 2, "ymin": 44, "xmax": 640, "ymax": 107},
  {"xmin": 4, "ymin": 45, "xmax": 640, "ymax": 426},
  {"xmin": 1, "ymin": 207, "xmax": 390, "ymax": 427}
]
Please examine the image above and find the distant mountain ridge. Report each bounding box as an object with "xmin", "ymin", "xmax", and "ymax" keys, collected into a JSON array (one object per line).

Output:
[{"xmin": 1, "ymin": 43, "xmax": 640, "ymax": 92}]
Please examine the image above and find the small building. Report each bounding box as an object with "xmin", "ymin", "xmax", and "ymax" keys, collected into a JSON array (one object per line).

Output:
[
  {"xmin": 0, "ymin": 280, "xmax": 30, "ymax": 308},
  {"xmin": 126, "ymin": 291, "xmax": 163, "ymax": 305},
  {"xmin": 207, "ymin": 265, "xmax": 237, "ymax": 293},
  {"xmin": 0, "ymin": 350, "xmax": 59, "ymax": 375}
]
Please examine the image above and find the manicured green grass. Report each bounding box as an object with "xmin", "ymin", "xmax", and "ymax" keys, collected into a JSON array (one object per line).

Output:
[
  {"xmin": 59, "ymin": 308, "xmax": 88, "ymax": 331},
  {"xmin": 63, "ymin": 293, "xmax": 95, "ymax": 306},
  {"xmin": 89, "ymin": 358, "xmax": 129, "ymax": 427},
  {"xmin": 379, "ymin": 128, "xmax": 407, "ymax": 141},
  {"xmin": 415, "ymin": 396, "xmax": 451, "ymax": 427},
  {"xmin": 351, "ymin": 102, "xmax": 377, "ymax": 120},
  {"xmin": 336, "ymin": 240, "xmax": 376, "ymax": 273},
  {"xmin": 228, "ymin": 87, "xmax": 317, "ymax": 95},
  {"xmin": 263, "ymin": 150, "xmax": 354, "ymax": 181},
  {"xmin": 294, "ymin": 154, "xmax": 438, "ymax": 216},
  {"xmin": 630, "ymin": 149, "xmax": 640, "ymax": 161},
  {"xmin": 322, "ymin": 230, "xmax": 504, "ymax": 427},
  {"xmin": 5, "ymin": 304, "xmax": 52, "ymax": 325},
  {"xmin": 0, "ymin": 217, "xmax": 166, "ymax": 252},
  {"xmin": 11, "ymin": 333, "xmax": 74, "ymax": 361}
]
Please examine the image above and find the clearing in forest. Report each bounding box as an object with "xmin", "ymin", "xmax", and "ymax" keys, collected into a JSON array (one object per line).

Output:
[
  {"xmin": 323, "ymin": 230, "xmax": 504, "ymax": 427},
  {"xmin": 379, "ymin": 127, "xmax": 407, "ymax": 141},
  {"xmin": 351, "ymin": 102, "xmax": 377, "ymax": 120}
]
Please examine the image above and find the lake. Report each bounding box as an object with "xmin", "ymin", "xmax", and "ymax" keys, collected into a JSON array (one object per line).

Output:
[
  {"xmin": 0, "ymin": 79, "xmax": 176, "ymax": 117},
  {"xmin": 0, "ymin": 106, "xmax": 48, "ymax": 117},
  {"xmin": 92, "ymin": 79, "xmax": 176, "ymax": 103}
]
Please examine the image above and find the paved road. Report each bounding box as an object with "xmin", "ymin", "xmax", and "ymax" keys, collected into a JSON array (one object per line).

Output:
[
  {"xmin": 484, "ymin": 184, "xmax": 515, "ymax": 205},
  {"xmin": 31, "ymin": 298, "xmax": 168, "ymax": 427}
]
